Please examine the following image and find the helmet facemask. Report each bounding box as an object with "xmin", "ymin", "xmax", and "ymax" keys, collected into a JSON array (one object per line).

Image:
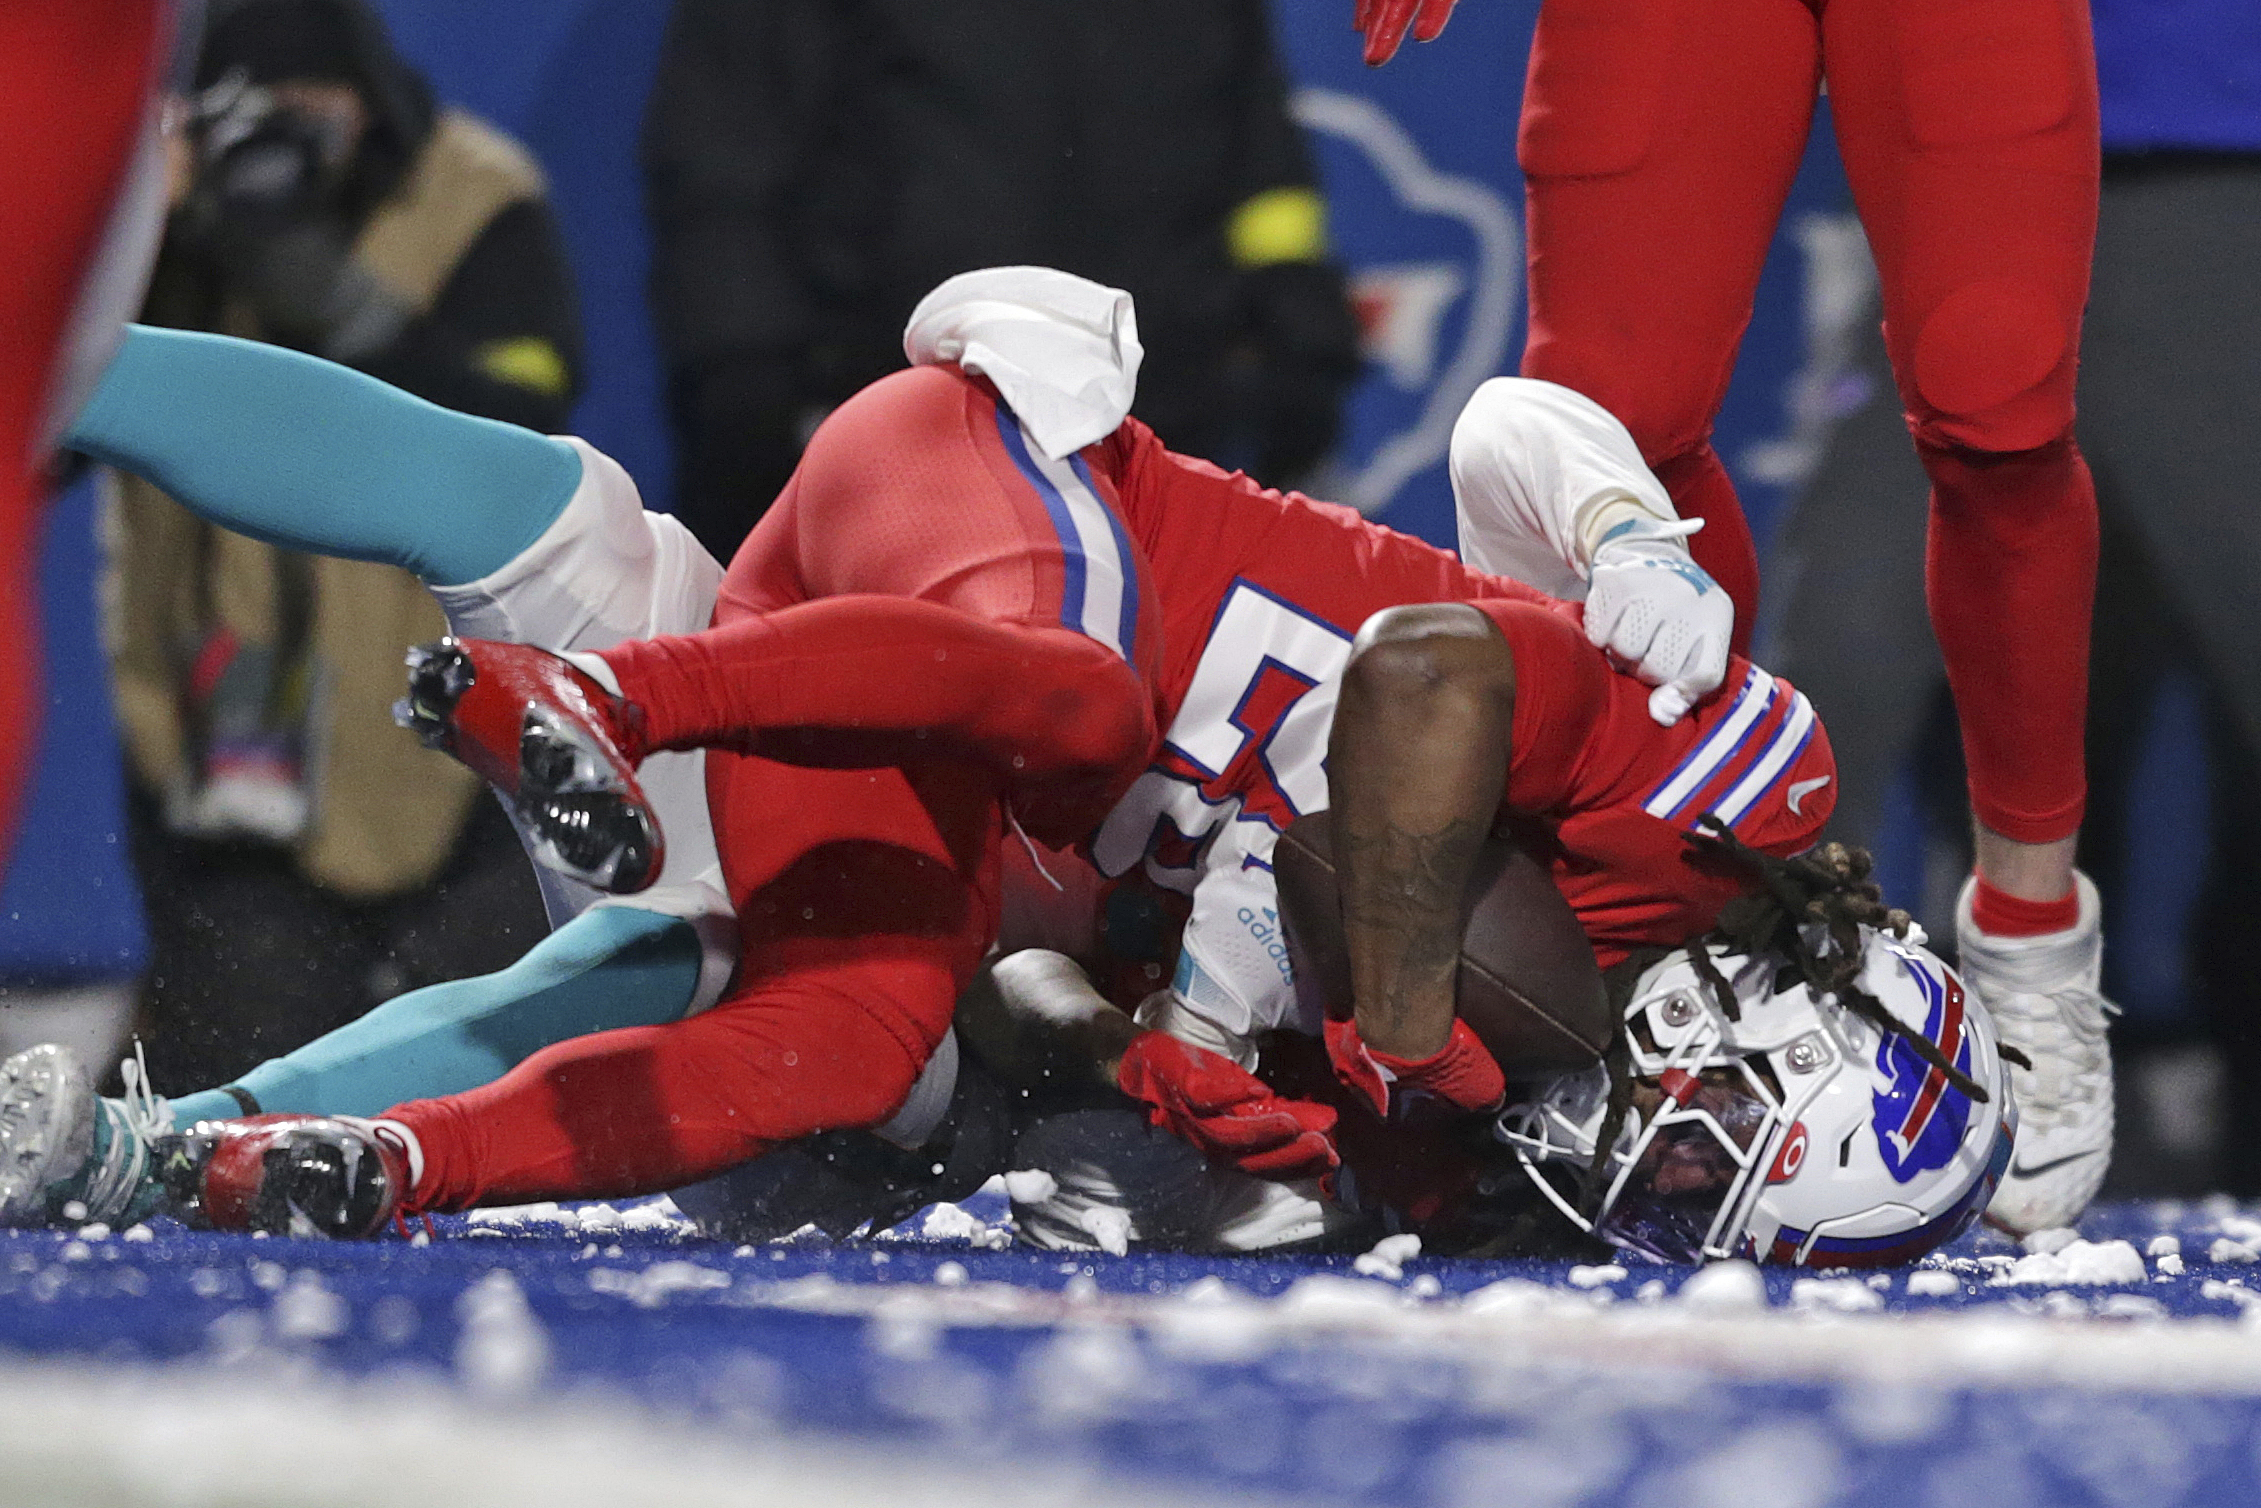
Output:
[{"xmin": 1499, "ymin": 951, "xmax": 1835, "ymax": 1263}]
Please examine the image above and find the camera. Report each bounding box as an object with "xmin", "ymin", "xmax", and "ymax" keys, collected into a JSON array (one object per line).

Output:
[{"xmin": 187, "ymin": 70, "xmax": 351, "ymax": 221}]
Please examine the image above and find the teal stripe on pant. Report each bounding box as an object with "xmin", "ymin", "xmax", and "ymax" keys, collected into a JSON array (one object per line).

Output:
[
  {"xmin": 166, "ymin": 906, "xmax": 706, "ymax": 1127},
  {"xmin": 64, "ymin": 325, "xmax": 580, "ymax": 587}
]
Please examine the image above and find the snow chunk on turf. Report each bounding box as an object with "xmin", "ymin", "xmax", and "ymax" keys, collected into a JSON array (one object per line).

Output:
[
  {"xmin": 1352, "ymin": 1233, "xmax": 1421, "ymax": 1281},
  {"xmin": 1001, "ymin": 1169, "xmax": 1057, "ymax": 1204},
  {"xmin": 1678, "ymin": 1260, "xmax": 1764, "ymax": 1312},
  {"xmin": 619, "ymin": 1197, "xmax": 691, "ymax": 1233},
  {"xmin": 1460, "ymin": 1278, "xmax": 1566, "ymax": 1318},
  {"xmin": 1790, "ymin": 1277, "xmax": 1882, "ymax": 1314},
  {"xmin": 2148, "ymin": 1234, "xmax": 2181, "ymax": 1258},
  {"xmin": 1906, "ymin": 1270, "xmax": 1961, "ymax": 1298},
  {"xmin": 1567, "ymin": 1264, "xmax": 1625, "ymax": 1289},
  {"xmin": 2210, "ymin": 1238, "xmax": 2259, "ymax": 1265},
  {"xmin": 2095, "ymin": 1293, "xmax": 2166, "ymax": 1321},
  {"xmin": 1995, "ymin": 1238, "xmax": 2146, "ymax": 1287},
  {"xmin": 1279, "ymin": 1274, "xmax": 1406, "ymax": 1320},
  {"xmin": 918, "ymin": 1203, "xmax": 1009, "ymax": 1248},
  {"xmin": 271, "ymin": 1271, "xmax": 348, "ymax": 1341},
  {"xmin": 588, "ymin": 1261, "xmax": 731, "ymax": 1309},
  {"xmin": 1078, "ymin": 1206, "xmax": 1132, "ymax": 1257},
  {"xmin": 455, "ymin": 1270, "xmax": 550, "ymax": 1398}
]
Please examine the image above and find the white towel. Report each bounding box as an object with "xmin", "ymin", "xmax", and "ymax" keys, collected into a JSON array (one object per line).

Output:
[{"xmin": 902, "ymin": 266, "xmax": 1142, "ymax": 461}]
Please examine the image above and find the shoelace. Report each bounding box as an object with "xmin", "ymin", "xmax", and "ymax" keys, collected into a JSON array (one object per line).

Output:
[
  {"xmin": 1989, "ymin": 987, "xmax": 2120, "ymax": 1121},
  {"xmin": 1004, "ymin": 804, "xmax": 1066, "ymax": 892},
  {"xmin": 80, "ymin": 1042, "xmax": 170, "ymax": 1226}
]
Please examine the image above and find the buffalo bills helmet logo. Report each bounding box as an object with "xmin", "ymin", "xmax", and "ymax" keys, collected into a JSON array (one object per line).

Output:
[{"xmin": 1870, "ymin": 954, "xmax": 1974, "ymax": 1183}]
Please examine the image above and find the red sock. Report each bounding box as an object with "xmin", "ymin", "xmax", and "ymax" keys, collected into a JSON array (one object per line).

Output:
[
  {"xmin": 1923, "ymin": 437, "xmax": 2097, "ymax": 844},
  {"xmin": 1970, "ymin": 874, "xmax": 2078, "ymax": 938}
]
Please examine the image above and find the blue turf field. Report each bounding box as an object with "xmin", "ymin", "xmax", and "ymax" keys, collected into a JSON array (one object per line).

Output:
[{"xmin": 4, "ymin": 1192, "xmax": 2261, "ymax": 1506}]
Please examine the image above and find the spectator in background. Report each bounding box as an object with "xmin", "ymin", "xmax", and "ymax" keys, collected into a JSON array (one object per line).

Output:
[
  {"xmin": 103, "ymin": 0, "xmax": 574, "ymax": 1093},
  {"xmin": 644, "ymin": 0, "xmax": 1361, "ymax": 562},
  {"xmin": 1766, "ymin": 0, "xmax": 2261, "ymax": 1194}
]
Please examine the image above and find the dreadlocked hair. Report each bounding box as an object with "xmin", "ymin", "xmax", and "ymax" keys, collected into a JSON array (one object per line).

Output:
[
  {"xmin": 1566, "ymin": 816, "xmax": 2002, "ymax": 1228},
  {"xmin": 1690, "ymin": 815, "xmax": 1995, "ymax": 1100}
]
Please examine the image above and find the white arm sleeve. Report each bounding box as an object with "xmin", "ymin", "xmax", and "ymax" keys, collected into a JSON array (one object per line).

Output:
[{"xmin": 1450, "ymin": 377, "xmax": 1679, "ymax": 598}]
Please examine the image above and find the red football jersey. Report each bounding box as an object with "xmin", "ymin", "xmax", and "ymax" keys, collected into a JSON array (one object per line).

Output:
[{"xmin": 1068, "ymin": 419, "xmax": 1835, "ymax": 1006}]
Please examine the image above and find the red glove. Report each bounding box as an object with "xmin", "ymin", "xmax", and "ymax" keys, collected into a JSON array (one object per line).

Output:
[
  {"xmin": 1116, "ymin": 1031, "xmax": 1340, "ymax": 1183},
  {"xmin": 1324, "ymin": 1016, "xmax": 1507, "ymax": 1121},
  {"xmin": 1354, "ymin": 0, "xmax": 1459, "ymax": 65}
]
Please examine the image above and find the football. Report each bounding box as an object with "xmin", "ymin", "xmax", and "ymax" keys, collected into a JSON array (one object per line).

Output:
[{"xmin": 1272, "ymin": 810, "xmax": 1612, "ymax": 1076}]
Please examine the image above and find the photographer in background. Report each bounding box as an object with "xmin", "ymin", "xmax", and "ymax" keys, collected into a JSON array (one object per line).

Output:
[
  {"xmin": 104, "ymin": 0, "xmax": 572, "ymax": 1093},
  {"xmin": 645, "ymin": 0, "xmax": 1363, "ymax": 562}
]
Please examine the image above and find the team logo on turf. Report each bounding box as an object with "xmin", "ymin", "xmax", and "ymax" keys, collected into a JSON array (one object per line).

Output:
[{"xmin": 1870, "ymin": 952, "xmax": 1974, "ymax": 1183}]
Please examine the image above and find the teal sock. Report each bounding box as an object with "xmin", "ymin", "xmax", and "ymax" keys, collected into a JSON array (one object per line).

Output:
[
  {"xmin": 167, "ymin": 907, "xmax": 707, "ymax": 1129},
  {"xmin": 64, "ymin": 325, "xmax": 581, "ymax": 586}
]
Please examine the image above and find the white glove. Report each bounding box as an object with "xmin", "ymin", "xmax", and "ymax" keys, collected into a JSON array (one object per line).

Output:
[{"xmin": 1583, "ymin": 516, "xmax": 1733, "ymax": 726}]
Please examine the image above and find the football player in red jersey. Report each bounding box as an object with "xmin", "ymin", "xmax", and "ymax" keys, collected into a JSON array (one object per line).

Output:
[
  {"xmin": 1357, "ymin": 0, "xmax": 2111, "ymax": 1233},
  {"xmin": 6, "ymin": 268, "xmax": 1823, "ymax": 1239},
  {"xmin": 154, "ymin": 338, "xmax": 1829, "ymax": 1236},
  {"xmin": 0, "ymin": 0, "xmax": 173, "ymax": 852}
]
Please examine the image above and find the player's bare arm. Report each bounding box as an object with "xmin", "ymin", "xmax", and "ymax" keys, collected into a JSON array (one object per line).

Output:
[{"xmin": 1328, "ymin": 603, "xmax": 1514, "ymax": 1060}]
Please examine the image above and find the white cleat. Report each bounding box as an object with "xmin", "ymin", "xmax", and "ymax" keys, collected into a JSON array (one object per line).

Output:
[
  {"xmin": 0, "ymin": 1045, "xmax": 98, "ymax": 1226},
  {"xmin": 1957, "ymin": 873, "xmax": 2117, "ymax": 1234}
]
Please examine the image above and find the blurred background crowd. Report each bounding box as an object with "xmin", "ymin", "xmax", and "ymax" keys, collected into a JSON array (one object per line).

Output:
[{"xmin": 1, "ymin": 0, "xmax": 2254, "ymax": 1199}]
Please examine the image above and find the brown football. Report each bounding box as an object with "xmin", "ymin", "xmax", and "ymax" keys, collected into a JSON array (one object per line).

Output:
[{"xmin": 1272, "ymin": 810, "xmax": 1611, "ymax": 1076}]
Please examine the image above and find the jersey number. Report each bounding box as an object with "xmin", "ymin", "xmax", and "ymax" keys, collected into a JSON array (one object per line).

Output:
[{"xmin": 1093, "ymin": 581, "xmax": 1352, "ymax": 883}]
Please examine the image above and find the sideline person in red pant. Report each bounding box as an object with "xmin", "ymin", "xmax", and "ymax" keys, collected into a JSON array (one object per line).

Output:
[
  {"xmin": 0, "ymin": 0, "xmax": 173, "ymax": 853},
  {"xmin": 1360, "ymin": 0, "xmax": 2111, "ymax": 1233}
]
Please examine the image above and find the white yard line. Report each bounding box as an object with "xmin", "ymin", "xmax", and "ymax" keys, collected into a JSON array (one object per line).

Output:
[{"xmin": 728, "ymin": 1268, "xmax": 2261, "ymax": 1398}]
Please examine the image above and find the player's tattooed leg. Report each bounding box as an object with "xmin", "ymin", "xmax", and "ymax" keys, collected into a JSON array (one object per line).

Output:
[{"xmin": 397, "ymin": 638, "xmax": 664, "ymax": 893}]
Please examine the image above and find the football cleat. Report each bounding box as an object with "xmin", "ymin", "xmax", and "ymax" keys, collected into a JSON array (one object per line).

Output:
[
  {"xmin": 395, "ymin": 638, "xmax": 664, "ymax": 893},
  {"xmin": 1958, "ymin": 873, "xmax": 2116, "ymax": 1235},
  {"xmin": 164, "ymin": 1114, "xmax": 413, "ymax": 1240},
  {"xmin": 0, "ymin": 1044, "xmax": 171, "ymax": 1230}
]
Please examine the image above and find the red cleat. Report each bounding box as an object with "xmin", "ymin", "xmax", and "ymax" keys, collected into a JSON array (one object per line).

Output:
[
  {"xmin": 163, "ymin": 1114, "xmax": 413, "ymax": 1240},
  {"xmin": 395, "ymin": 638, "xmax": 664, "ymax": 892}
]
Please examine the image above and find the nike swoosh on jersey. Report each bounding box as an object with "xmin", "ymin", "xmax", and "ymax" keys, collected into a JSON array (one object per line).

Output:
[
  {"xmin": 1786, "ymin": 775, "xmax": 1832, "ymax": 815},
  {"xmin": 2009, "ymin": 1149, "xmax": 2099, "ymax": 1180}
]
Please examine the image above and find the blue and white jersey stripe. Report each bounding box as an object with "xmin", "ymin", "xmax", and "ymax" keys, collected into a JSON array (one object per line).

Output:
[
  {"xmin": 993, "ymin": 407, "xmax": 1138, "ymax": 660},
  {"xmin": 1641, "ymin": 666, "xmax": 1776, "ymax": 821},
  {"xmin": 1640, "ymin": 663, "xmax": 1821, "ymax": 835},
  {"xmin": 1709, "ymin": 688, "xmax": 1817, "ymax": 827}
]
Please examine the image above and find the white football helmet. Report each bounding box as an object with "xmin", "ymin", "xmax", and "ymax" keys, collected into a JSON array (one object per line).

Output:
[{"xmin": 1498, "ymin": 925, "xmax": 2015, "ymax": 1268}]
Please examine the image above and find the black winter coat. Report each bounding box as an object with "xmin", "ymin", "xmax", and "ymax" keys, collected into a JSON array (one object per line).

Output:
[{"xmin": 644, "ymin": 0, "xmax": 1359, "ymax": 557}]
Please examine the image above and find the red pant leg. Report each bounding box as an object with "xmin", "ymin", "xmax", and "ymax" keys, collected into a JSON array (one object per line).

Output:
[
  {"xmin": 1516, "ymin": 0, "xmax": 1821, "ymax": 651},
  {"xmin": 392, "ymin": 952, "xmax": 953, "ymax": 1209},
  {"xmin": 393, "ymin": 754, "xmax": 1002, "ymax": 1208},
  {"xmin": 391, "ymin": 367, "xmax": 1193, "ymax": 1206},
  {"xmin": 607, "ymin": 363, "xmax": 1163, "ymax": 843},
  {"xmin": 604, "ymin": 597, "xmax": 1153, "ymax": 786},
  {"xmin": 0, "ymin": 0, "xmax": 167, "ymax": 852},
  {"xmin": 1823, "ymin": 0, "xmax": 2100, "ymax": 843}
]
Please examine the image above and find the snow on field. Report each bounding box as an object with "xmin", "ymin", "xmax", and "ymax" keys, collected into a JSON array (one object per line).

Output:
[{"xmin": 8, "ymin": 1189, "xmax": 2261, "ymax": 1506}]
